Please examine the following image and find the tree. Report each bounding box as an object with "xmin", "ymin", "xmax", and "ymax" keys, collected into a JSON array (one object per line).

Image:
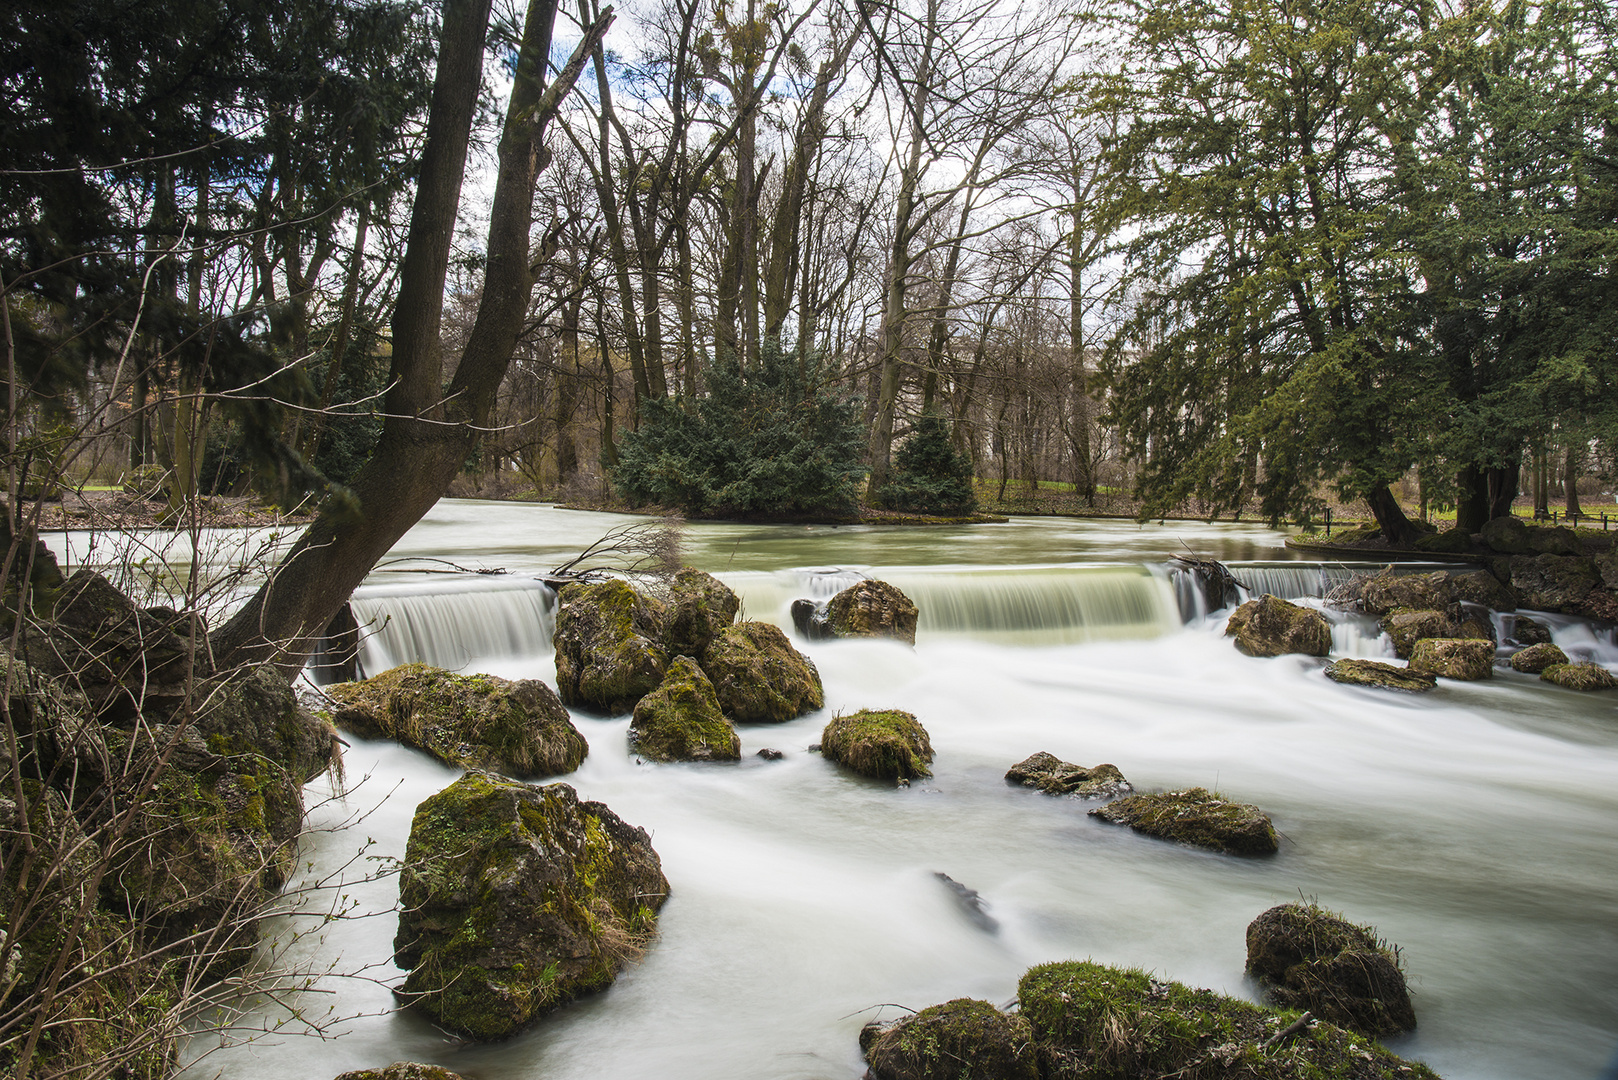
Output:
[
  {"xmin": 611, "ymin": 340, "xmax": 865, "ymax": 518},
  {"xmin": 878, "ymin": 407, "xmax": 976, "ymax": 513}
]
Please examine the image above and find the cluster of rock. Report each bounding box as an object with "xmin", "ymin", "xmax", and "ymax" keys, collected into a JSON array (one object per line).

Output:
[
  {"xmin": 791, "ymin": 578, "xmax": 919, "ymax": 644},
  {"xmin": 0, "ymin": 530, "xmax": 337, "ymax": 1078},
  {"xmin": 552, "ymin": 571, "xmax": 823, "ymax": 762},
  {"xmin": 862, "ymin": 903, "xmax": 1429, "ymax": 1080}
]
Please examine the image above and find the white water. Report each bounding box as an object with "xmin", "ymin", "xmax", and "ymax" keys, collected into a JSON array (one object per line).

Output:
[{"xmin": 174, "ymin": 504, "xmax": 1617, "ymax": 1080}]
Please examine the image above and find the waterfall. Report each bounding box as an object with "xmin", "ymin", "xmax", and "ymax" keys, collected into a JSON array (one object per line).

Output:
[{"xmin": 348, "ymin": 575, "xmax": 555, "ymax": 675}]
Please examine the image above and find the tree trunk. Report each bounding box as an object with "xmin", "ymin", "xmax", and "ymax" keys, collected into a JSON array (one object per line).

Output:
[
  {"xmin": 1565, "ymin": 443, "xmax": 1582, "ymax": 519},
  {"xmin": 1487, "ymin": 459, "xmax": 1519, "ymax": 521},
  {"xmin": 1454, "ymin": 464, "xmax": 1491, "ymax": 533},
  {"xmin": 1365, "ymin": 484, "xmax": 1421, "ymax": 545},
  {"xmin": 214, "ymin": 0, "xmax": 613, "ymax": 671}
]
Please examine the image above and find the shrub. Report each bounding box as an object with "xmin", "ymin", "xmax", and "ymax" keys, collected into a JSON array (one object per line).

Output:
[{"xmin": 878, "ymin": 408, "xmax": 975, "ymax": 514}]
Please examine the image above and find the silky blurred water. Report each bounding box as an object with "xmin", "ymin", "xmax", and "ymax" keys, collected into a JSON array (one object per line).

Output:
[{"xmin": 174, "ymin": 503, "xmax": 1617, "ymax": 1080}]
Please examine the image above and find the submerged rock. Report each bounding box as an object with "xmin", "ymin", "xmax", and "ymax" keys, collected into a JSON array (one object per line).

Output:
[
  {"xmin": 393, "ymin": 772, "xmax": 669, "ymax": 1041},
  {"xmin": 628, "ymin": 656, "xmax": 740, "ymax": 762},
  {"xmin": 334, "ymin": 1066, "xmax": 466, "ymax": 1080},
  {"xmin": 703, "ymin": 621, "xmax": 824, "ymax": 722},
  {"xmin": 1323, "ymin": 658, "xmax": 1437, "ymax": 693},
  {"xmin": 1407, "ymin": 638, "xmax": 1494, "ymax": 681},
  {"xmin": 1004, "ymin": 751, "xmax": 1131, "ymax": 799},
  {"xmin": 1246, "ymin": 902, "xmax": 1417, "ymax": 1037},
  {"xmin": 660, "ymin": 568, "xmax": 739, "ymax": 660},
  {"xmin": 1088, "ymin": 787, "xmax": 1278, "ymax": 855},
  {"xmin": 1508, "ymin": 615, "xmax": 1553, "ymax": 646},
  {"xmin": 934, "ymin": 872, "xmax": 998, "ymax": 932},
  {"xmin": 1540, "ymin": 662, "xmax": 1618, "ymax": 691},
  {"xmin": 1509, "ymin": 642, "xmax": 1568, "ymax": 674},
  {"xmin": 553, "ymin": 578, "xmax": 669, "ymax": 714},
  {"xmin": 789, "ymin": 598, "xmax": 833, "ymax": 640},
  {"xmin": 326, "ymin": 664, "xmax": 585, "ymax": 778},
  {"xmin": 861, "ymin": 998, "xmax": 1037, "ymax": 1080},
  {"xmin": 1224, "ymin": 594, "xmax": 1331, "ymax": 658},
  {"xmin": 1018, "ymin": 961, "xmax": 1438, "ymax": 1080},
  {"xmin": 821, "ymin": 709, "xmax": 933, "ymax": 780},
  {"xmin": 825, "ymin": 579, "xmax": 919, "ymax": 645}
]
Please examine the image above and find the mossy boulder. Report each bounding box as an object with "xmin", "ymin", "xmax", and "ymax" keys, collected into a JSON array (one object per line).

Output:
[
  {"xmin": 1224, "ymin": 595, "xmax": 1330, "ymax": 658},
  {"xmin": 1407, "ymin": 638, "xmax": 1494, "ymax": 681},
  {"xmin": 1358, "ymin": 567, "xmax": 1448, "ymax": 617},
  {"xmin": 553, "ymin": 578, "xmax": 669, "ymax": 714},
  {"xmin": 825, "ymin": 579, "xmax": 920, "ymax": 645},
  {"xmin": 325, "ymin": 663, "xmax": 586, "ymax": 779},
  {"xmin": 820, "ymin": 709, "xmax": 933, "ymax": 780},
  {"xmin": 1509, "ymin": 554, "xmax": 1599, "ymax": 614},
  {"xmin": 861, "ymin": 998, "xmax": 1038, "ymax": 1080},
  {"xmin": 660, "ymin": 567, "xmax": 739, "ymax": 660},
  {"xmin": 1529, "ymin": 525, "xmax": 1584, "ymax": 556},
  {"xmin": 629, "ymin": 656, "xmax": 740, "ymax": 762},
  {"xmin": 1480, "ymin": 515, "xmax": 1532, "ymax": 554},
  {"xmin": 1444, "ymin": 569, "xmax": 1518, "ymax": 611},
  {"xmin": 1088, "ymin": 788, "xmax": 1278, "ymax": 855},
  {"xmin": 334, "ymin": 1065, "xmax": 466, "ymax": 1080},
  {"xmin": 1246, "ymin": 903, "xmax": 1417, "ymax": 1037},
  {"xmin": 1005, "ymin": 752, "xmax": 1132, "ymax": 799},
  {"xmin": 1509, "ymin": 642, "xmax": 1568, "ymax": 674},
  {"xmin": 1594, "ymin": 549, "xmax": 1618, "ymax": 591},
  {"xmin": 1017, "ymin": 961, "xmax": 1439, "ymax": 1080},
  {"xmin": 1380, "ymin": 605, "xmax": 1493, "ymax": 659},
  {"xmin": 703, "ymin": 621, "xmax": 824, "ymax": 722},
  {"xmin": 1413, "ymin": 526, "xmax": 1474, "ymax": 554},
  {"xmin": 393, "ymin": 772, "xmax": 670, "ymax": 1041},
  {"xmin": 1508, "ymin": 615, "xmax": 1553, "ymax": 645},
  {"xmin": 1323, "ymin": 658, "xmax": 1436, "ymax": 693},
  {"xmin": 1540, "ymin": 662, "xmax": 1618, "ymax": 691}
]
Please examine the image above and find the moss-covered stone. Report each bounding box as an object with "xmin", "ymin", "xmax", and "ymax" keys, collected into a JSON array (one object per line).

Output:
[
  {"xmin": 1088, "ymin": 788, "xmax": 1278, "ymax": 855},
  {"xmin": 333, "ymin": 1064, "xmax": 466, "ymax": 1080},
  {"xmin": 1508, "ymin": 615, "xmax": 1553, "ymax": 645},
  {"xmin": 1509, "ymin": 642, "xmax": 1568, "ymax": 674},
  {"xmin": 1407, "ymin": 638, "xmax": 1494, "ymax": 681},
  {"xmin": 1445, "ymin": 569, "xmax": 1518, "ymax": 612},
  {"xmin": 826, "ymin": 579, "xmax": 920, "ymax": 645},
  {"xmin": 1380, "ymin": 605, "xmax": 1493, "ymax": 658},
  {"xmin": 1005, "ymin": 752, "xmax": 1132, "ymax": 799},
  {"xmin": 1358, "ymin": 568, "xmax": 1447, "ymax": 617},
  {"xmin": 861, "ymin": 998, "xmax": 1038, "ymax": 1080},
  {"xmin": 821, "ymin": 709, "xmax": 933, "ymax": 780},
  {"xmin": 553, "ymin": 578, "xmax": 669, "ymax": 714},
  {"xmin": 1017, "ymin": 961, "xmax": 1440, "ymax": 1080},
  {"xmin": 1323, "ymin": 658, "xmax": 1436, "ymax": 692},
  {"xmin": 1246, "ymin": 903, "xmax": 1416, "ymax": 1037},
  {"xmin": 703, "ymin": 621, "xmax": 824, "ymax": 722},
  {"xmin": 1481, "ymin": 515, "xmax": 1532, "ymax": 554},
  {"xmin": 325, "ymin": 663, "xmax": 586, "ymax": 778},
  {"xmin": 1509, "ymin": 554, "xmax": 1599, "ymax": 614},
  {"xmin": 1540, "ymin": 661, "xmax": 1618, "ymax": 691},
  {"xmin": 629, "ymin": 656, "xmax": 740, "ymax": 762},
  {"xmin": 660, "ymin": 567, "xmax": 739, "ymax": 660},
  {"xmin": 1224, "ymin": 595, "xmax": 1330, "ymax": 658},
  {"xmin": 1529, "ymin": 525, "xmax": 1584, "ymax": 556},
  {"xmin": 394, "ymin": 772, "xmax": 670, "ymax": 1041},
  {"xmin": 1413, "ymin": 526, "xmax": 1474, "ymax": 554}
]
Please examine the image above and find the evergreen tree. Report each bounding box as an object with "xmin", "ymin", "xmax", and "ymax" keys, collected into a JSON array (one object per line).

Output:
[
  {"xmin": 612, "ymin": 342, "xmax": 865, "ymax": 519},
  {"xmin": 878, "ymin": 409, "xmax": 976, "ymax": 515}
]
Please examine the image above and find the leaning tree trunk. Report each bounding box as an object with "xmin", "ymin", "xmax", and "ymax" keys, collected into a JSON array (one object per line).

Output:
[
  {"xmin": 1365, "ymin": 484, "xmax": 1421, "ymax": 546},
  {"xmin": 214, "ymin": 0, "xmax": 613, "ymax": 672}
]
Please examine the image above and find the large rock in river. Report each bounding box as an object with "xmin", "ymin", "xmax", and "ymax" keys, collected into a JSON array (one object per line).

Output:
[
  {"xmin": 1509, "ymin": 642, "xmax": 1567, "ymax": 674},
  {"xmin": 553, "ymin": 578, "xmax": 669, "ymax": 713},
  {"xmin": 660, "ymin": 567, "xmax": 739, "ymax": 660},
  {"xmin": 1088, "ymin": 787, "xmax": 1278, "ymax": 855},
  {"xmin": 629, "ymin": 656, "xmax": 740, "ymax": 762},
  {"xmin": 1540, "ymin": 662, "xmax": 1618, "ymax": 691},
  {"xmin": 325, "ymin": 664, "xmax": 586, "ymax": 779},
  {"xmin": 1246, "ymin": 902, "xmax": 1417, "ymax": 1037},
  {"xmin": 1004, "ymin": 751, "xmax": 1131, "ymax": 799},
  {"xmin": 860, "ymin": 998, "xmax": 1037, "ymax": 1080},
  {"xmin": 1224, "ymin": 594, "xmax": 1330, "ymax": 657},
  {"xmin": 820, "ymin": 709, "xmax": 933, "ymax": 780},
  {"xmin": 703, "ymin": 621, "xmax": 824, "ymax": 722},
  {"xmin": 334, "ymin": 1066, "xmax": 466, "ymax": 1080},
  {"xmin": 826, "ymin": 579, "xmax": 919, "ymax": 645},
  {"xmin": 1509, "ymin": 554, "xmax": 1599, "ymax": 614},
  {"xmin": 1408, "ymin": 638, "xmax": 1494, "ymax": 681},
  {"xmin": 1324, "ymin": 658, "xmax": 1436, "ymax": 693},
  {"xmin": 1017, "ymin": 961, "xmax": 1438, "ymax": 1080},
  {"xmin": 1380, "ymin": 605, "xmax": 1493, "ymax": 658},
  {"xmin": 393, "ymin": 772, "xmax": 670, "ymax": 1041}
]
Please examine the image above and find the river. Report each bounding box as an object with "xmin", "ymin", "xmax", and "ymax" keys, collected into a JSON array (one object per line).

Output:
[{"xmin": 125, "ymin": 502, "xmax": 1616, "ymax": 1080}]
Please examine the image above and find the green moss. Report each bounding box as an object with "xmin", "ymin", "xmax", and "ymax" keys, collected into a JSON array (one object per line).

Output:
[
  {"xmin": 1246, "ymin": 903, "xmax": 1415, "ymax": 1037},
  {"xmin": 629, "ymin": 657, "xmax": 740, "ymax": 762},
  {"xmin": 864, "ymin": 998, "xmax": 1038, "ymax": 1080},
  {"xmin": 1088, "ymin": 788, "xmax": 1278, "ymax": 855},
  {"xmin": 703, "ymin": 621, "xmax": 824, "ymax": 722},
  {"xmin": 820, "ymin": 709, "xmax": 933, "ymax": 780},
  {"xmin": 1017, "ymin": 961, "xmax": 1440, "ymax": 1080},
  {"xmin": 1539, "ymin": 661, "xmax": 1618, "ymax": 690},
  {"xmin": 553, "ymin": 579, "xmax": 670, "ymax": 713}
]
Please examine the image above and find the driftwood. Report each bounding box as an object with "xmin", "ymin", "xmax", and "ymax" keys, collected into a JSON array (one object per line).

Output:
[
  {"xmin": 1171, "ymin": 553, "xmax": 1251, "ymax": 611},
  {"xmin": 1260, "ymin": 1011, "xmax": 1315, "ymax": 1049}
]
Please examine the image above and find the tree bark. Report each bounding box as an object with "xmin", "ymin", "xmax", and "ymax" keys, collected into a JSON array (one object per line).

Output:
[
  {"xmin": 1366, "ymin": 483, "xmax": 1421, "ymax": 545},
  {"xmin": 1565, "ymin": 444, "xmax": 1582, "ymax": 519}
]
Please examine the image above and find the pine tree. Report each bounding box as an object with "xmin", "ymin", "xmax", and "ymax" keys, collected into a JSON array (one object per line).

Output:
[{"xmin": 878, "ymin": 409, "xmax": 976, "ymax": 515}]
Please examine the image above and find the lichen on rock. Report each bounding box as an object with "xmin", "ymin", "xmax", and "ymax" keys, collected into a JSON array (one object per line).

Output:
[
  {"xmin": 1088, "ymin": 787, "xmax": 1278, "ymax": 855},
  {"xmin": 1379, "ymin": 607, "xmax": 1493, "ymax": 659},
  {"xmin": 820, "ymin": 709, "xmax": 933, "ymax": 780},
  {"xmin": 825, "ymin": 579, "xmax": 919, "ymax": 644},
  {"xmin": 1246, "ymin": 902, "xmax": 1417, "ymax": 1037},
  {"xmin": 1509, "ymin": 642, "xmax": 1568, "ymax": 674},
  {"xmin": 1224, "ymin": 595, "xmax": 1330, "ymax": 658},
  {"xmin": 1407, "ymin": 638, "xmax": 1494, "ymax": 681},
  {"xmin": 861, "ymin": 998, "xmax": 1038, "ymax": 1080},
  {"xmin": 703, "ymin": 620, "xmax": 824, "ymax": 722},
  {"xmin": 629, "ymin": 656, "xmax": 740, "ymax": 762},
  {"xmin": 1540, "ymin": 661, "xmax": 1618, "ymax": 691},
  {"xmin": 1323, "ymin": 658, "xmax": 1436, "ymax": 693},
  {"xmin": 324, "ymin": 663, "xmax": 586, "ymax": 779},
  {"xmin": 393, "ymin": 772, "xmax": 669, "ymax": 1041},
  {"xmin": 552, "ymin": 578, "xmax": 669, "ymax": 714},
  {"xmin": 1005, "ymin": 751, "xmax": 1131, "ymax": 798},
  {"xmin": 660, "ymin": 567, "xmax": 739, "ymax": 660}
]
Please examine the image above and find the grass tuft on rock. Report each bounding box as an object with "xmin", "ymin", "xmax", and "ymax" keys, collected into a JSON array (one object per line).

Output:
[
  {"xmin": 1246, "ymin": 902, "xmax": 1416, "ymax": 1037},
  {"xmin": 1088, "ymin": 788, "xmax": 1278, "ymax": 855},
  {"xmin": 820, "ymin": 709, "xmax": 933, "ymax": 780}
]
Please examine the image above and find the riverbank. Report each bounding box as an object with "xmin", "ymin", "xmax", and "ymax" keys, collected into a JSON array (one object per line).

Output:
[{"xmin": 25, "ymin": 489, "xmax": 315, "ymax": 531}]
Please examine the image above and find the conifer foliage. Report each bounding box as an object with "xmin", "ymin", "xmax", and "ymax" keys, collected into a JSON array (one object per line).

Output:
[
  {"xmin": 878, "ymin": 409, "xmax": 977, "ymax": 515},
  {"xmin": 612, "ymin": 343, "xmax": 865, "ymax": 519}
]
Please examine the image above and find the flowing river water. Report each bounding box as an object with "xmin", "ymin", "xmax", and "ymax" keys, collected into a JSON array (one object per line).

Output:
[{"xmin": 54, "ymin": 503, "xmax": 1617, "ymax": 1080}]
